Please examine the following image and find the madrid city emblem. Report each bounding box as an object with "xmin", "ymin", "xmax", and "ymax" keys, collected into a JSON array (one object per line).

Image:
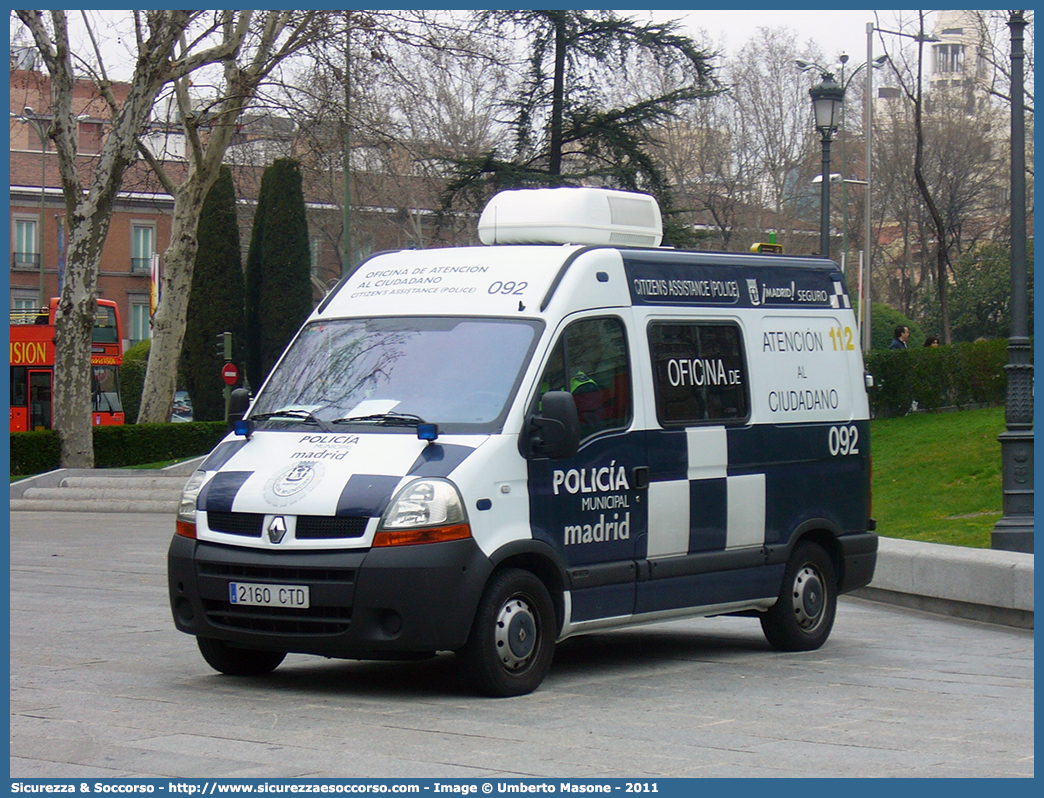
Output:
[
  {"xmin": 264, "ymin": 460, "xmax": 325, "ymax": 506},
  {"xmin": 746, "ymin": 278, "xmax": 761, "ymax": 306}
]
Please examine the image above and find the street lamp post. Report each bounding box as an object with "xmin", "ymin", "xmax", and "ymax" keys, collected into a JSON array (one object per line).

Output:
[
  {"xmin": 839, "ymin": 54, "xmax": 851, "ymax": 271},
  {"xmin": 863, "ymin": 22, "xmax": 940, "ymax": 351},
  {"xmin": 864, "ymin": 23, "xmax": 875, "ymax": 351},
  {"xmin": 798, "ymin": 55, "xmax": 886, "ymax": 273},
  {"xmin": 992, "ymin": 10, "xmax": 1033, "ymax": 553},
  {"xmin": 809, "ymin": 73, "xmax": 844, "ymax": 258}
]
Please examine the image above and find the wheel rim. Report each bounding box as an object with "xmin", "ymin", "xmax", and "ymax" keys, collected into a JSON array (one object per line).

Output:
[
  {"xmin": 494, "ymin": 596, "xmax": 538, "ymax": 671},
  {"xmin": 791, "ymin": 563, "xmax": 826, "ymax": 633}
]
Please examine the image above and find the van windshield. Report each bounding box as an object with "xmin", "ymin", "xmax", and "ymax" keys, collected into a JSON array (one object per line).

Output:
[{"xmin": 249, "ymin": 317, "xmax": 543, "ymax": 434}]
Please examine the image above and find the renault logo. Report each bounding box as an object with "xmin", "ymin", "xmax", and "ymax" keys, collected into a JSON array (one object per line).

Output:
[{"xmin": 268, "ymin": 516, "xmax": 287, "ymax": 544}]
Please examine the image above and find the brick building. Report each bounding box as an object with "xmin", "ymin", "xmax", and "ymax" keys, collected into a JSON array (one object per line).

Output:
[
  {"xmin": 9, "ymin": 60, "xmax": 470, "ymax": 353},
  {"xmin": 10, "ymin": 66, "xmax": 174, "ymax": 348}
]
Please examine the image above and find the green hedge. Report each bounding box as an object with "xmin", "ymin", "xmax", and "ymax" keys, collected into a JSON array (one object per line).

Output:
[
  {"xmin": 11, "ymin": 421, "xmax": 227, "ymax": 477},
  {"xmin": 865, "ymin": 338, "xmax": 1015, "ymax": 417}
]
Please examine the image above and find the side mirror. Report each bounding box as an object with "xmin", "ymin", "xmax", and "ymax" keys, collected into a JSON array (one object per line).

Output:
[
  {"xmin": 228, "ymin": 387, "xmax": 251, "ymax": 433},
  {"xmin": 525, "ymin": 390, "xmax": 580, "ymax": 459}
]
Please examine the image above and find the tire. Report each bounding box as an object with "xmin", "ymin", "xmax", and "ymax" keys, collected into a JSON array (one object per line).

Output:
[
  {"xmin": 196, "ymin": 636, "xmax": 286, "ymax": 676},
  {"xmin": 459, "ymin": 568, "xmax": 557, "ymax": 697},
  {"xmin": 761, "ymin": 541, "xmax": 837, "ymax": 652}
]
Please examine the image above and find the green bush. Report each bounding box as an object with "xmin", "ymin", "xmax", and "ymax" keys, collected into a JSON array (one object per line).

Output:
[
  {"xmin": 852, "ymin": 302, "xmax": 923, "ymax": 350},
  {"xmin": 121, "ymin": 339, "xmax": 151, "ymax": 424},
  {"xmin": 10, "ymin": 421, "xmax": 227, "ymax": 477},
  {"xmin": 865, "ymin": 338, "xmax": 1016, "ymax": 417},
  {"xmin": 9, "ymin": 430, "xmax": 62, "ymax": 477}
]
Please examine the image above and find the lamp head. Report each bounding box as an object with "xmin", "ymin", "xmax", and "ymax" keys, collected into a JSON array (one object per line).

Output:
[{"xmin": 809, "ymin": 73, "xmax": 845, "ymax": 134}]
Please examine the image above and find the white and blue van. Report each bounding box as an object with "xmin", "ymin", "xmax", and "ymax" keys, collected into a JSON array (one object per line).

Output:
[{"xmin": 168, "ymin": 187, "xmax": 877, "ymax": 697}]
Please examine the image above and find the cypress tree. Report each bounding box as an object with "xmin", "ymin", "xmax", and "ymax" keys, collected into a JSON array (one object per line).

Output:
[
  {"xmin": 181, "ymin": 166, "xmax": 245, "ymax": 421},
  {"xmin": 245, "ymin": 158, "xmax": 313, "ymax": 389}
]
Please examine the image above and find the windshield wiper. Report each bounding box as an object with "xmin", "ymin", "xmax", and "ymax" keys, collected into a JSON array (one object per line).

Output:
[
  {"xmin": 249, "ymin": 409, "xmax": 331, "ymax": 431},
  {"xmin": 331, "ymin": 412, "xmax": 427, "ymax": 427}
]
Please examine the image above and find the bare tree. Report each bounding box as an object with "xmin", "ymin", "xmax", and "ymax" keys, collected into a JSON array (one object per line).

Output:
[
  {"xmin": 653, "ymin": 85, "xmax": 754, "ymax": 250},
  {"xmin": 727, "ymin": 29, "xmax": 824, "ymax": 246},
  {"xmin": 14, "ymin": 11, "xmax": 239, "ymax": 466},
  {"xmin": 969, "ymin": 10, "xmax": 1034, "ymax": 117},
  {"xmin": 280, "ymin": 12, "xmax": 511, "ymax": 260},
  {"xmin": 871, "ymin": 92, "xmax": 922, "ymax": 315},
  {"xmin": 881, "ymin": 12, "xmax": 958, "ymax": 342},
  {"xmin": 136, "ymin": 11, "xmax": 327, "ymax": 423},
  {"xmin": 878, "ymin": 11, "xmax": 1015, "ymax": 342}
]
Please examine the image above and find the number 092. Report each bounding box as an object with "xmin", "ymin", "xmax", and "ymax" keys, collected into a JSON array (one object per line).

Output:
[{"xmin": 828, "ymin": 425, "xmax": 860, "ymax": 456}]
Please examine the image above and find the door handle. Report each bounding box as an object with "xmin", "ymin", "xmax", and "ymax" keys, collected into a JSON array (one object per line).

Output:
[{"xmin": 632, "ymin": 466, "xmax": 650, "ymax": 490}]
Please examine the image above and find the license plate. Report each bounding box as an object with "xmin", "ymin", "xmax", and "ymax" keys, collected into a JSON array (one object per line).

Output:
[{"xmin": 229, "ymin": 582, "xmax": 310, "ymax": 608}]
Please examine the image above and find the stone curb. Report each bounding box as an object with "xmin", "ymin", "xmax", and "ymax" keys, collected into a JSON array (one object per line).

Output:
[
  {"xmin": 853, "ymin": 536, "xmax": 1034, "ymax": 629},
  {"xmin": 9, "ymin": 457, "xmax": 203, "ymax": 500}
]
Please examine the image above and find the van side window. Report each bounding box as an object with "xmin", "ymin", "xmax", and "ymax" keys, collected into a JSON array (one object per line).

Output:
[
  {"xmin": 537, "ymin": 316, "xmax": 631, "ymax": 440},
  {"xmin": 649, "ymin": 322, "xmax": 749, "ymax": 425}
]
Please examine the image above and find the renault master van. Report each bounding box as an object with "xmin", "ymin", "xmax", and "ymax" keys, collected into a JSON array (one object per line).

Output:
[{"xmin": 168, "ymin": 187, "xmax": 877, "ymax": 697}]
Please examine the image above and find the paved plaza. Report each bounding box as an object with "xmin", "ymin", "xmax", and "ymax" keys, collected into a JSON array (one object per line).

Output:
[{"xmin": 9, "ymin": 511, "xmax": 1034, "ymax": 778}]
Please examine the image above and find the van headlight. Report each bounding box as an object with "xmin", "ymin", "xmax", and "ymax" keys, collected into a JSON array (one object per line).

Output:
[
  {"xmin": 374, "ymin": 478, "xmax": 471, "ymax": 547},
  {"xmin": 175, "ymin": 470, "xmax": 208, "ymax": 537}
]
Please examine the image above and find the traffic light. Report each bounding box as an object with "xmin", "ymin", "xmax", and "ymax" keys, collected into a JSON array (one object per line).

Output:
[{"xmin": 215, "ymin": 331, "xmax": 232, "ymax": 362}]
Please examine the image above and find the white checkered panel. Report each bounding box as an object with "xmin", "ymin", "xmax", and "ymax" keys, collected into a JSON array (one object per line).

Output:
[
  {"xmin": 829, "ymin": 281, "xmax": 851, "ymax": 309},
  {"xmin": 647, "ymin": 480, "xmax": 691, "ymax": 558},
  {"xmin": 686, "ymin": 426, "xmax": 727, "ymax": 481},
  {"xmin": 646, "ymin": 426, "xmax": 766, "ymax": 559},
  {"xmin": 725, "ymin": 473, "xmax": 766, "ymax": 549}
]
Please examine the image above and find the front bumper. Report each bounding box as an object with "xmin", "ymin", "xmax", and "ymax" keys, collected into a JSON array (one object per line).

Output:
[{"xmin": 168, "ymin": 534, "xmax": 493, "ymax": 658}]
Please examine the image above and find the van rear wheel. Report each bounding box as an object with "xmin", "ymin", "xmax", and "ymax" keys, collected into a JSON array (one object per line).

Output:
[
  {"xmin": 459, "ymin": 568, "xmax": 556, "ymax": 697},
  {"xmin": 197, "ymin": 636, "xmax": 286, "ymax": 676},
  {"xmin": 761, "ymin": 541, "xmax": 837, "ymax": 652}
]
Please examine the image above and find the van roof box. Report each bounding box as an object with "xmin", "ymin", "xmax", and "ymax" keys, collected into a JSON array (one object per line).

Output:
[{"xmin": 478, "ymin": 187, "xmax": 663, "ymax": 248}]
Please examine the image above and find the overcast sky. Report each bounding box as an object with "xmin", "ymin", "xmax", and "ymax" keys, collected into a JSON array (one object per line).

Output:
[
  {"xmin": 627, "ymin": 9, "xmax": 924, "ymax": 64},
  {"xmin": 13, "ymin": 9, "xmax": 930, "ymax": 82}
]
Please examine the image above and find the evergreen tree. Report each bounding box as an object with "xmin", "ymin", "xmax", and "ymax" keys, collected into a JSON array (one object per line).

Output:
[
  {"xmin": 442, "ymin": 11, "xmax": 718, "ymax": 247},
  {"xmin": 245, "ymin": 159, "xmax": 314, "ymax": 390},
  {"xmin": 180, "ymin": 166, "xmax": 245, "ymax": 421}
]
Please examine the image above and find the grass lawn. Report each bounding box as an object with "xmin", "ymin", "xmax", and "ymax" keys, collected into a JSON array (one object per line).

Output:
[{"xmin": 870, "ymin": 406, "xmax": 1007, "ymax": 549}]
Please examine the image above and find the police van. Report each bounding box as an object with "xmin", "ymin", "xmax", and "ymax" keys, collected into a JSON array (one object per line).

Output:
[{"xmin": 168, "ymin": 187, "xmax": 877, "ymax": 697}]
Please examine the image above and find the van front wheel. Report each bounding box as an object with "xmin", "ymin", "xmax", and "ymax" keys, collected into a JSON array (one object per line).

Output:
[
  {"xmin": 761, "ymin": 541, "xmax": 837, "ymax": 651},
  {"xmin": 459, "ymin": 568, "xmax": 556, "ymax": 697},
  {"xmin": 197, "ymin": 636, "xmax": 286, "ymax": 676}
]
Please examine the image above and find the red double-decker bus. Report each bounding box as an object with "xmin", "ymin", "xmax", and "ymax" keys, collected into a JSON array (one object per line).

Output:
[{"xmin": 10, "ymin": 297, "xmax": 125, "ymax": 432}]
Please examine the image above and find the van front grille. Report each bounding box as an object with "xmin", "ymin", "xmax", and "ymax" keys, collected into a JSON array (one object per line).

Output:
[
  {"xmin": 205, "ymin": 512, "xmax": 368, "ymax": 540},
  {"xmin": 207, "ymin": 511, "xmax": 264, "ymax": 537},
  {"xmin": 297, "ymin": 515, "xmax": 368, "ymax": 539},
  {"xmin": 197, "ymin": 561, "xmax": 355, "ymax": 585},
  {"xmin": 201, "ymin": 600, "xmax": 352, "ymax": 635}
]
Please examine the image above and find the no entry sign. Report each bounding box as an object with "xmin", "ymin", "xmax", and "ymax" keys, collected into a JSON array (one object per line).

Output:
[{"xmin": 221, "ymin": 362, "xmax": 239, "ymax": 386}]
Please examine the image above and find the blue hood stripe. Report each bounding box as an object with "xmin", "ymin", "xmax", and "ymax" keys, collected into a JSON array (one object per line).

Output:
[
  {"xmin": 200, "ymin": 439, "xmax": 248, "ymax": 472},
  {"xmin": 336, "ymin": 474, "xmax": 403, "ymax": 518},
  {"xmin": 199, "ymin": 471, "xmax": 253, "ymax": 513},
  {"xmin": 407, "ymin": 443, "xmax": 474, "ymax": 478}
]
